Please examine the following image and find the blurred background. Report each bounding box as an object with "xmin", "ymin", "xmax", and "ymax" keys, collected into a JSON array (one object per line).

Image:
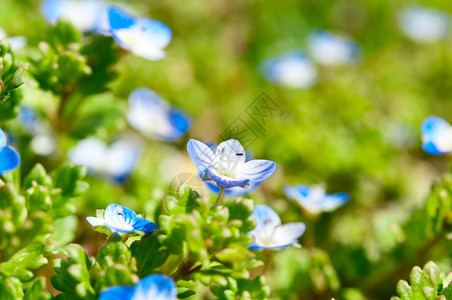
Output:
[{"xmin": 2, "ymin": 0, "xmax": 452, "ymax": 299}]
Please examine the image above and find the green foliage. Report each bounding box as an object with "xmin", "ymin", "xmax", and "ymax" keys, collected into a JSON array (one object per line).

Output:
[
  {"xmin": 391, "ymin": 261, "xmax": 452, "ymax": 300},
  {"xmin": 0, "ymin": 37, "xmax": 26, "ymax": 120}
]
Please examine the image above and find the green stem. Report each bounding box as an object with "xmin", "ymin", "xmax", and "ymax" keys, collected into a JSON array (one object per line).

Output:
[{"xmin": 215, "ymin": 187, "xmax": 225, "ymax": 205}]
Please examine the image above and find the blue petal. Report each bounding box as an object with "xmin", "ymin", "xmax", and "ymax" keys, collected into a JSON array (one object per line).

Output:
[
  {"xmin": 206, "ymin": 180, "xmax": 261, "ymax": 196},
  {"xmin": 423, "ymin": 141, "xmax": 445, "ymax": 155},
  {"xmin": 186, "ymin": 139, "xmax": 215, "ymax": 173},
  {"xmin": 205, "ymin": 168, "xmax": 250, "ymax": 189},
  {"xmin": 0, "ymin": 129, "xmax": 6, "ymax": 148},
  {"xmin": 135, "ymin": 18, "xmax": 172, "ymax": 49},
  {"xmin": 108, "ymin": 6, "xmax": 135, "ymax": 30},
  {"xmin": 132, "ymin": 218, "xmax": 158, "ymax": 234},
  {"xmin": 249, "ymin": 204, "xmax": 281, "ymax": 228},
  {"xmin": 421, "ymin": 116, "xmax": 450, "ymax": 136},
  {"xmin": 323, "ymin": 193, "xmax": 350, "ymax": 211},
  {"xmin": 104, "ymin": 204, "xmax": 137, "ymax": 230},
  {"xmin": 132, "ymin": 274, "xmax": 177, "ymax": 300},
  {"xmin": 236, "ymin": 160, "xmax": 276, "ymax": 183},
  {"xmin": 168, "ymin": 108, "xmax": 191, "ymax": 138},
  {"xmin": 284, "ymin": 184, "xmax": 311, "ymax": 200},
  {"xmin": 99, "ymin": 286, "xmax": 134, "ymax": 300},
  {"xmin": 0, "ymin": 146, "xmax": 20, "ymax": 175},
  {"xmin": 421, "ymin": 116, "xmax": 452, "ymax": 155}
]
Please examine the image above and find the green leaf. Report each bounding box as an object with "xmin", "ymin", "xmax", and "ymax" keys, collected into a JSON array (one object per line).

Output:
[
  {"xmin": 0, "ymin": 242, "xmax": 49, "ymax": 281},
  {"xmin": 131, "ymin": 231, "xmax": 170, "ymax": 277},
  {"xmin": 0, "ymin": 274, "xmax": 23, "ymax": 300},
  {"xmin": 24, "ymin": 277, "xmax": 52, "ymax": 300}
]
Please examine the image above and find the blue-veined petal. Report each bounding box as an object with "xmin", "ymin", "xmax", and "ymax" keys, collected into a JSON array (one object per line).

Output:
[
  {"xmin": 262, "ymin": 51, "xmax": 317, "ymax": 89},
  {"xmin": 214, "ymin": 139, "xmax": 247, "ymax": 170},
  {"xmin": 236, "ymin": 159, "xmax": 276, "ymax": 182},
  {"xmin": 206, "ymin": 180, "xmax": 261, "ymax": 196},
  {"xmin": 186, "ymin": 139, "xmax": 216, "ymax": 173},
  {"xmin": 132, "ymin": 274, "xmax": 177, "ymax": 300},
  {"xmin": 99, "ymin": 286, "xmax": 134, "ymax": 300},
  {"xmin": 0, "ymin": 146, "xmax": 20, "ymax": 175},
  {"xmin": 204, "ymin": 168, "xmax": 250, "ymax": 189},
  {"xmin": 104, "ymin": 204, "xmax": 137, "ymax": 232},
  {"xmin": 307, "ymin": 30, "xmax": 360, "ymax": 66},
  {"xmin": 132, "ymin": 217, "xmax": 158, "ymax": 234},
  {"xmin": 398, "ymin": 5, "xmax": 450, "ymax": 43}
]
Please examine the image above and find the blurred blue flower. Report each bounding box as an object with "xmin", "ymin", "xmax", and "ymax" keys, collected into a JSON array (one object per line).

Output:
[
  {"xmin": 187, "ymin": 139, "xmax": 276, "ymax": 189},
  {"xmin": 398, "ymin": 5, "xmax": 450, "ymax": 43},
  {"xmin": 18, "ymin": 107, "xmax": 57, "ymax": 156},
  {"xmin": 99, "ymin": 274, "xmax": 176, "ymax": 300},
  {"xmin": 68, "ymin": 135, "xmax": 142, "ymax": 183},
  {"xmin": 107, "ymin": 6, "xmax": 172, "ymax": 60},
  {"xmin": 248, "ymin": 204, "xmax": 306, "ymax": 250},
  {"xmin": 87, "ymin": 204, "xmax": 158, "ymax": 235},
  {"xmin": 127, "ymin": 87, "xmax": 191, "ymax": 141},
  {"xmin": 307, "ymin": 30, "xmax": 360, "ymax": 66},
  {"xmin": 284, "ymin": 184, "xmax": 349, "ymax": 215},
  {"xmin": 421, "ymin": 116, "xmax": 452, "ymax": 155},
  {"xmin": 41, "ymin": 0, "xmax": 109, "ymax": 32},
  {"xmin": 0, "ymin": 129, "xmax": 20, "ymax": 175},
  {"xmin": 0, "ymin": 28, "xmax": 27, "ymax": 51},
  {"xmin": 261, "ymin": 51, "xmax": 317, "ymax": 89}
]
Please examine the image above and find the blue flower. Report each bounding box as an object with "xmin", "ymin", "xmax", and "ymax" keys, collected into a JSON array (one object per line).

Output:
[
  {"xmin": 284, "ymin": 184, "xmax": 349, "ymax": 215},
  {"xmin": 203, "ymin": 146, "xmax": 261, "ymax": 196},
  {"xmin": 127, "ymin": 87, "xmax": 191, "ymax": 141},
  {"xmin": 107, "ymin": 6, "xmax": 172, "ymax": 60},
  {"xmin": 99, "ymin": 274, "xmax": 176, "ymax": 300},
  {"xmin": 0, "ymin": 129, "xmax": 20, "ymax": 175},
  {"xmin": 87, "ymin": 204, "xmax": 158, "ymax": 235},
  {"xmin": 68, "ymin": 136, "xmax": 142, "ymax": 183},
  {"xmin": 248, "ymin": 205, "xmax": 306, "ymax": 250},
  {"xmin": 18, "ymin": 107, "xmax": 56, "ymax": 156},
  {"xmin": 398, "ymin": 5, "xmax": 450, "ymax": 43},
  {"xmin": 41, "ymin": 0, "xmax": 109, "ymax": 32},
  {"xmin": 261, "ymin": 51, "xmax": 317, "ymax": 89},
  {"xmin": 307, "ymin": 30, "xmax": 360, "ymax": 66},
  {"xmin": 187, "ymin": 139, "xmax": 276, "ymax": 189},
  {"xmin": 421, "ymin": 116, "xmax": 452, "ymax": 155}
]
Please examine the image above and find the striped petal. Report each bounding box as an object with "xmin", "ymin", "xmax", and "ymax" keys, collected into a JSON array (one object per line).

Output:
[
  {"xmin": 236, "ymin": 159, "xmax": 276, "ymax": 182},
  {"xmin": 186, "ymin": 139, "xmax": 215, "ymax": 173}
]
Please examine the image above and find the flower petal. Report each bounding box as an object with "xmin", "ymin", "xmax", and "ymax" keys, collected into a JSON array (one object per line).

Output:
[
  {"xmin": 236, "ymin": 159, "xmax": 276, "ymax": 182},
  {"xmin": 214, "ymin": 139, "xmax": 246, "ymax": 171},
  {"xmin": 249, "ymin": 205, "xmax": 281, "ymax": 228},
  {"xmin": 0, "ymin": 129, "xmax": 6, "ymax": 148},
  {"xmin": 322, "ymin": 193, "xmax": 350, "ymax": 212},
  {"xmin": 283, "ymin": 184, "xmax": 311, "ymax": 200},
  {"xmin": 132, "ymin": 274, "xmax": 177, "ymax": 300},
  {"xmin": 206, "ymin": 180, "xmax": 261, "ymax": 197},
  {"xmin": 167, "ymin": 108, "xmax": 191, "ymax": 140},
  {"xmin": 262, "ymin": 51, "xmax": 317, "ymax": 89},
  {"xmin": 204, "ymin": 168, "xmax": 249, "ymax": 189},
  {"xmin": 421, "ymin": 116, "xmax": 452, "ymax": 154},
  {"xmin": 132, "ymin": 217, "xmax": 158, "ymax": 234},
  {"xmin": 251, "ymin": 222, "xmax": 306, "ymax": 250},
  {"xmin": 104, "ymin": 204, "xmax": 137, "ymax": 231},
  {"xmin": 86, "ymin": 217, "xmax": 106, "ymax": 228},
  {"xmin": 186, "ymin": 139, "xmax": 215, "ymax": 173},
  {"xmin": 0, "ymin": 147, "xmax": 20, "ymax": 175},
  {"xmin": 108, "ymin": 5, "xmax": 135, "ymax": 30},
  {"xmin": 99, "ymin": 286, "xmax": 134, "ymax": 300}
]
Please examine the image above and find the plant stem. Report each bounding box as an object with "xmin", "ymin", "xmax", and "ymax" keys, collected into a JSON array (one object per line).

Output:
[{"xmin": 215, "ymin": 187, "xmax": 224, "ymax": 205}]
